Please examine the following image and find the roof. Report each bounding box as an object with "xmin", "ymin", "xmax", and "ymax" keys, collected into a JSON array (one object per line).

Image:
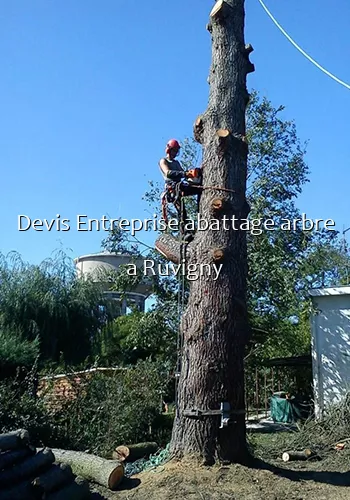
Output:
[{"xmin": 309, "ymin": 286, "xmax": 350, "ymax": 297}]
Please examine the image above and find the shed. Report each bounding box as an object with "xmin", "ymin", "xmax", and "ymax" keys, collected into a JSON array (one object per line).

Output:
[{"xmin": 309, "ymin": 286, "xmax": 350, "ymax": 418}]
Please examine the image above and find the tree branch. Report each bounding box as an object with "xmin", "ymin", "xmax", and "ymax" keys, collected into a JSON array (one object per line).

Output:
[{"xmin": 193, "ymin": 116, "xmax": 204, "ymax": 144}]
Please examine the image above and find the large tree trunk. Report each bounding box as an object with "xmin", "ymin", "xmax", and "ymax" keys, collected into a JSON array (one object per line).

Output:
[
  {"xmin": 51, "ymin": 449, "xmax": 124, "ymax": 490},
  {"xmin": 159, "ymin": 0, "xmax": 254, "ymax": 464}
]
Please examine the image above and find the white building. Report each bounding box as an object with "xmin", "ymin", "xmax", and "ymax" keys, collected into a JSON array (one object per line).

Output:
[
  {"xmin": 310, "ymin": 286, "xmax": 350, "ymax": 418},
  {"xmin": 74, "ymin": 252, "xmax": 152, "ymax": 315}
]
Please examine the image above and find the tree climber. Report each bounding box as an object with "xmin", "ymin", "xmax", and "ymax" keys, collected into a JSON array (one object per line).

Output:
[{"xmin": 159, "ymin": 139, "xmax": 202, "ymax": 232}]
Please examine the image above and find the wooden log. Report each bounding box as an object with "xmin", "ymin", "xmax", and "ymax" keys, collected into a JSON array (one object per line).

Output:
[
  {"xmin": 0, "ymin": 480, "xmax": 39, "ymax": 500},
  {"xmin": 112, "ymin": 445, "xmax": 129, "ymax": 462},
  {"xmin": 155, "ymin": 234, "xmax": 182, "ymax": 264},
  {"xmin": 0, "ymin": 447, "xmax": 55, "ymax": 487},
  {"xmin": 0, "ymin": 429, "xmax": 30, "ymax": 451},
  {"xmin": 0, "ymin": 444, "xmax": 36, "ymax": 470},
  {"xmin": 282, "ymin": 449, "xmax": 315, "ymax": 462},
  {"xmin": 32, "ymin": 463, "xmax": 74, "ymax": 494},
  {"xmin": 44, "ymin": 476, "xmax": 90, "ymax": 500},
  {"xmin": 113, "ymin": 442, "xmax": 159, "ymax": 462},
  {"xmin": 51, "ymin": 449, "xmax": 124, "ymax": 491}
]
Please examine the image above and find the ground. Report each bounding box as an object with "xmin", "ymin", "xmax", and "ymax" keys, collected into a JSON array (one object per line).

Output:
[{"xmin": 89, "ymin": 436, "xmax": 350, "ymax": 500}]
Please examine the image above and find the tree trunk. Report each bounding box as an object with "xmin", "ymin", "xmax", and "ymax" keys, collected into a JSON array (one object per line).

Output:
[
  {"xmin": 51, "ymin": 449, "xmax": 124, "ymax": 490},
  {"xmin": 159, "ymin": 0, "xmax": 254, "ymax": 464}
]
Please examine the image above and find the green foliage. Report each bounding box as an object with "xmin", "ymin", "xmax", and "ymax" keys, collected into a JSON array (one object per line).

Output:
[
  {"xmin": 0, "ymin": 250, "xmax": 110, "ymax": 365},
  {"xmin": 0, "ymin": 323, "xmax": 40, "ymax": 372},
  {"xmin": 98, "ymin": 310, "xmax": 177, "ymax": 366},
  {"xmin": 47, "ymin": 360, "xmax": 171, "ymax": 455},
  {"xmin": 0, "ymin": 374, "xmax": 50, "ymax": 445},
  {"xmin": 0, "ymin": 361, "xmax": 171, "ymax": 454}
]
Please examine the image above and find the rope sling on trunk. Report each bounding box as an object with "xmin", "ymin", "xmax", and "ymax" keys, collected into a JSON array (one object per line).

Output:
[{"xmin": 175, "ymin": 194, "xmax": 187, "ymax": 417}]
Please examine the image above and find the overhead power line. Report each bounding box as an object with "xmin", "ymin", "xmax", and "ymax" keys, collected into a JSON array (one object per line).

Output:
[{"xmin": 257, "ymin": 0, "xmax": 350, "ymax": 91}]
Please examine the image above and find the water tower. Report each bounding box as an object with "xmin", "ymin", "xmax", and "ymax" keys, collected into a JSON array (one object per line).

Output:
[{"xmin": 74, "ymin": 252, "xmax": 152, "ymax": 314}]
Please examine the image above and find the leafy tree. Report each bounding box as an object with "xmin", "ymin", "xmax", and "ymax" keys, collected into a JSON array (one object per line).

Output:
[
  {"xmin": 0, "ymin": 322, "xmax": 40, "ymax": 376},
  {"xmin": 0, "ymin": 250, "xmax": 111, "ymax": 366},
  {"xmin": 98, "ymin": 309, "xmax": 177, "ymax": 366},
  {"xmin": 137, "ymin": 91, "xmax": 349, "ymax": 363}
]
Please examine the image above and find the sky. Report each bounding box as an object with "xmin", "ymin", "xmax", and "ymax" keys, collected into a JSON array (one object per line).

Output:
[{"xmin": 1, "ymin": 0, "xmax": 349, "ymax": 266}]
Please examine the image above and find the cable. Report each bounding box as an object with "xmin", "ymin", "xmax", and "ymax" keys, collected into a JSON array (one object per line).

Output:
[{"xmin": 257, "ymin": 0, "xmax": 350, "ymax": 91}]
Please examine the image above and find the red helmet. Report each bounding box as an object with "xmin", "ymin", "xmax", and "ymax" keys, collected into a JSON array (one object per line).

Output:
[{"xmin": 166, "ymin": 139, "xmax": 180, "ymax": 153}]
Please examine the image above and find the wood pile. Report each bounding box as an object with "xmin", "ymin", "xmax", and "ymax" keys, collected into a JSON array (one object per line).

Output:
[{"xmin": 0, "ymin": 429, "xmax": 90, "ymax": 499}]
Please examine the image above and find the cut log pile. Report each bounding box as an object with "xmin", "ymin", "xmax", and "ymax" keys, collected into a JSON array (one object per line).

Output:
[{"xmin": 0, "ymin": 429, "xmax": 90, "ymax": 499}]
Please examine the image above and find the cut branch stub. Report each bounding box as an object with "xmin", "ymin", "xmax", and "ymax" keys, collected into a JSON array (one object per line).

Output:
[
  {"xmin": 155, "ymin": 234, "xmax": 182, "ymax": 264},
  {"xmin": 244, "ymin": 43, "xmax": 254, "ymax": 55},
  {"xmin": 216, "ymin": 129, "xmax": 230, "ymax": 139},
  {"xmin": 193, "ymin": 116, "xmax": 204, "ymax": 144},
  {"xmin": 247, "ymin": 62, "xmax": 255, "ymax": 74},
  {"xmin": 216, "ymin": 129, "xmax": 231, "ymax": 151},
  {"xmin": 211, "ymin": 198, "xmax": 224, "ymax": 213},
  {"xmin": 210, "ymin": 0, "xmax": 232, "ymax": 21},
  {"xmin": 212, "ymin": 249, "xmax": 225, "ymax": 262},
  {"xmin": 231, "ymin": 134, "xmax": 249, "ymax": 156}
]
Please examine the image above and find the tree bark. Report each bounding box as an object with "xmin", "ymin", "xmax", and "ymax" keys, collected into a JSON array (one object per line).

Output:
[
  {"xmin": 164, "ymin": 0, "xmax": 253, "ymax": 464},
  {"xmin": 0, "ymin": 481, "xmax": 40, "ymax": 500},
  {"xmin": 0, "ymin": 445, "xmax": 36, "ymax": 470},
  {"xmin": 51, "ymin": 449, "xmax": 124, "ymax": 490},
  {"xmin": 0, "ymin": 448, "xmax": 54, "ymax": 488},
  {"xmin": 43, "ymin": 476, "xmax": 90, "ymax": 500},
  {"xmin": 32, "ymin": 463, "xmax": 74, "ymax": 493}
]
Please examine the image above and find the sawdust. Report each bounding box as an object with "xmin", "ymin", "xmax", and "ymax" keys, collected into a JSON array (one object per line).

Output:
[{"xmin": 90, "ymin": 456, "xmax": 350, "ymax": 500}]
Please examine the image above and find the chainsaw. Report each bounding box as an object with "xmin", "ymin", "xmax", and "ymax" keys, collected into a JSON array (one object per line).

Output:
[{"xmin": 185, "ymin": 167, "xmax": 202, "ymax": 185}]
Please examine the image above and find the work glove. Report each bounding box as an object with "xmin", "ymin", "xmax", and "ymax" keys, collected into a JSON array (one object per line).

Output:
[{"xmin": 166, "ymin": 170, "xmax": 185, "ymax": 181}]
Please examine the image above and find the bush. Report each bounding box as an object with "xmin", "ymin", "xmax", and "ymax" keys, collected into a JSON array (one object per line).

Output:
[
  {"xmin": 0, "ymin": 323, "xmax": 40, "ymax": 378},
  {"xmin": 0, "ymin": 374, "xmax": 51, "ymax": 445},
  {"xmin": 41, "ymin": 359, "xmax": 172, "ymax": 455},
  {"xmin": 0, "ymin": 360, "xmax": 173, "ymax": 455}
]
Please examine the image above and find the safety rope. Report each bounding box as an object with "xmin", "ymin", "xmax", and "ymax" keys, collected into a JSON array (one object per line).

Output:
[
  {"xmin": 257, "ymin": 0, "xmax": 350, "ymax": 91},
  {"xmin": 174, "ymin": 194, "xmax": 187, "ymax": 417}
]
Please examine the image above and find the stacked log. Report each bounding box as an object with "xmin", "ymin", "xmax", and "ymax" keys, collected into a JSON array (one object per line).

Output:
[{"xmin": 0, "ymin": 429, "xmax": 90, "ymax": 499}]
